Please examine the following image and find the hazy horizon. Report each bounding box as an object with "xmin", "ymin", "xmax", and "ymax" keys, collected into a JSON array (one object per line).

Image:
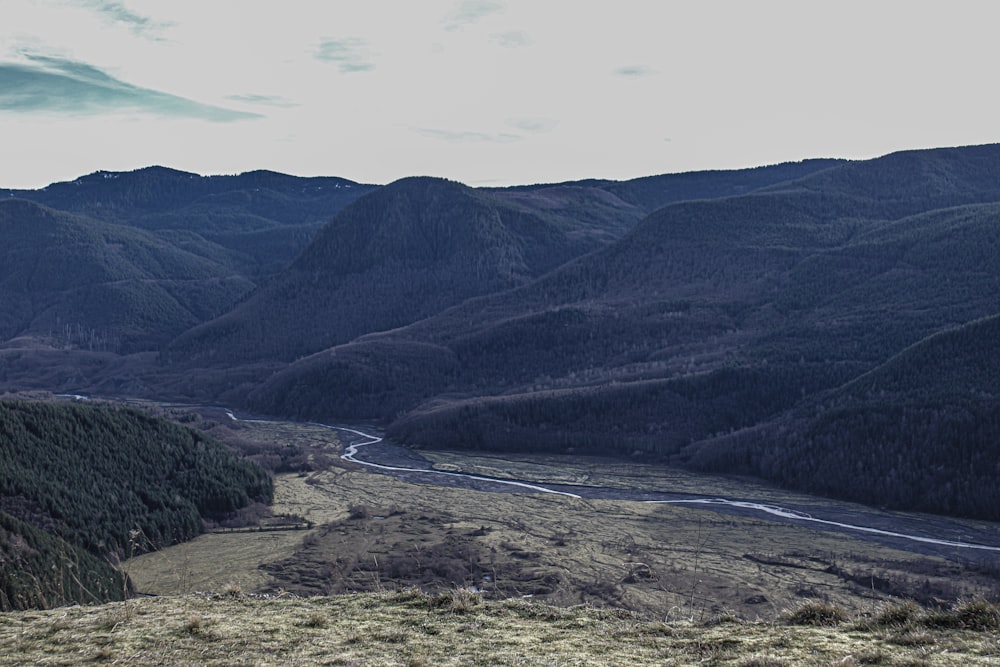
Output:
[{"xmin": 3, "ymin": 1, "xmax": 998, "ymax": 189}]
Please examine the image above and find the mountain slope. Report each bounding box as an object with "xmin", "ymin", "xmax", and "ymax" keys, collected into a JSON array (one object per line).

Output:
[
  {"xmin": 167, "ymin": 160, "xmax": 847, "ymax": 369},
  {"xmin": 683, "ymin": 313, "xmax": 1000, "ymax": 519},
  {"xmin": 1, "ymin": 167, "xmax": 378, "ymax": 278},
  {"xmin": 0, "ymin": 199, "xmax": 254, "ymax": 351},
  {"xmin": 511, "ymin": 157, "xmax": 846, "ymax": 213},
  {"xmin": 0, "ymin": 399, "xmax": 272, "ymax": 609},
  {"xmin": 167, "ymin": 176, "xmax": 643, "ymax": 365},
  {"xmin": 240, "ymin": 144, "xmax": 1000, "ymax": 520}
]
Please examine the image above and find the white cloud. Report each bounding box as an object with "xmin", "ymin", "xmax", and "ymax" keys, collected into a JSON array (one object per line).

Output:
[
  {"xmin": 506, "ymin": 117, "xmax": 557, "ymax": 133},
  {"xmin": 72, "ymin": 0, "xmax": 172, "ymax": 40},
  {"xmin": 444, "ymin": 0, "xmax": 505, "ymax": 30},
  {"xmin": 315, "ymin": 38, "xmax": 376, "ymax": 73},
  {"xmin": 0, "ymin": 52, "xmax": 261, "ymax": 121},
  {"xmin": 613, "ymin": 65, "xmax": 655, "ymax": 78},
  {"xmin": 491, "ymin": 30, "xmax": 530, "ymax": 48},
  {"xmin": 226, "ymin": 93, "xmax": 299, "ymax": 108},
  {"xmin": 1, "ymin": 1, "xmax": 999, "ymax": 190},
  {"xmin": 413, "ymin": 127, "xmax": 522, "ymax": 143}
]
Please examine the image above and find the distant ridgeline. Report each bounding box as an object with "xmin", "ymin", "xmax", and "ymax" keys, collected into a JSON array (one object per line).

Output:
[{"xmin": 0, "ymin": 400, "xmax": 272, "ymax": 610}]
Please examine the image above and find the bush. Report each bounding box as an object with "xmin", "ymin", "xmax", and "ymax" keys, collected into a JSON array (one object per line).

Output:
[
  {"xmin": 781, "ymin": 600, "xmax": 849, "ymax": 626},
  {"xmin": 859, "ymin": 600, "xmax": 922, "ymax": 630},
  {"xmin": 924, "ymin": 598, "xmax": 1000, "ymax": 631}
]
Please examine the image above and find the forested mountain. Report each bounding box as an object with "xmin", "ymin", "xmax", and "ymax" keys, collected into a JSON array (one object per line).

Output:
[
  {"xmin": 1, "ymin": 166, "xmax": 378, "ymax": 278},
  {"xmin": 0, "ymin": 198, "xmax": 254, "ymax": 351},
  {"xmin": 0, "ymin": 399, "xmax": 272, "ymax": 609},
  {"xmin": 166, "ymin": 176, "xmax": 644, "ymax": 364},
  {"xmin": 2, "ymin": 147, "xmax": 999, "ymax": 521},
  {"xmin": 240, "ymin": 144, "xmax": 1000, "ymax": 519},
  {"xmin": 167, "ymin": 160, "xmax": 843, "ymax": 367},
  {"xmin": 683, "ymin": 314, "xmax": 1000, "ymax": 519},
  {"xmin": 510, "ymin": 158, "xmax": 845, "ymax": 213}
]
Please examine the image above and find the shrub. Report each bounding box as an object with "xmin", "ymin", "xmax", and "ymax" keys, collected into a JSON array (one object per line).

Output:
[
  {"xmin": 430, "ymin": 588, "xmax": 482, "ymax": 613},
  {"xmin": 781, "ymin": 600, "xmax": 848, "ymax": 626},
  {"xmin": 924, "ymin": 598, "xmax": 1000, "ymax": 631},
  {"xmin": 859, "ymin": 600, "xmax": 922, "ymax": 630}
]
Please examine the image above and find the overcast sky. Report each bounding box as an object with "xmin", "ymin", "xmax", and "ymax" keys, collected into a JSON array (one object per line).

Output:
[{"xmin": 2, "ymin": 1, "xmax": 998, "ymax": 189}]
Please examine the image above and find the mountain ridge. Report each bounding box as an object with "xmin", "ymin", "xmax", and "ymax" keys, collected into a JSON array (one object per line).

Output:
[
  {"xmin": 3, "ymin": 145, "xmax": 1000, "ymax": 520},
  {"xmin": 236, "ymin": 143, "xmax": 1000, "ymax": 519}
]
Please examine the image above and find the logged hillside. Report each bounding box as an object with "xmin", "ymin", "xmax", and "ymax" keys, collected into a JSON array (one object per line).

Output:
[
  {"xmin": 0, "ymin": 199, "xmax": 254, "ymax": 351},
  {"xmin": 0, "ymin": 399, "xmax": 272, "ymax": 609},
  {"xmin": 243, "ymin": 144, "xmax": 1000, "ymax": 519}
]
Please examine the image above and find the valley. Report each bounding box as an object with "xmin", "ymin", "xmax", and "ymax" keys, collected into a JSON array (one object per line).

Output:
[
  {"xmin": 4, "ymin": 146, "xmax": 1000, "ymax": 630},
  {"xmin": 126, "ymin": 401, "xmax": 1000, "ymax": 621}
]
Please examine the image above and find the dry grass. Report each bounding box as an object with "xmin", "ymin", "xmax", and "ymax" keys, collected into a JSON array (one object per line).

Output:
[
  {"xmin": 126, "ymin": 412, "xmax": 1000, "ymax": 623},
  {"xmin": 1, "ymin": 591, "xmax": 999, "ymax": 666}
]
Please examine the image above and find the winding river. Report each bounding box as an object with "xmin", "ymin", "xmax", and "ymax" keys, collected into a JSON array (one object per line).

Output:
[{"xmin": 228, "ymin": 411, "xmax": 1000, "ymax": 562}]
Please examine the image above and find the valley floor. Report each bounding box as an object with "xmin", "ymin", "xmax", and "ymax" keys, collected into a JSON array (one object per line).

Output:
[{"xmin": 123, "ymin": 403, "xmax": 1000, "ymax": 623}]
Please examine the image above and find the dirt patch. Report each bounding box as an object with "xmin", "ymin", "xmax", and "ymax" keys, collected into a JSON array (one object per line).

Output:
[{"xmin": 260, "ymin": 507, "xmax": 563, "ymax": 600}]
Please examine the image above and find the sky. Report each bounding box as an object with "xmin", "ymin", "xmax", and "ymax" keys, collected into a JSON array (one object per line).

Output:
[{"xmin": 2, "ymin": 1, "xmax": 998, "ymax": 189}]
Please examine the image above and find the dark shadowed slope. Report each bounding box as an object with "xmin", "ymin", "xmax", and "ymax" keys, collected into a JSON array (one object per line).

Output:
[
  {"xmin": 0, "ymin": 399, "xmax": 272, "ymax": 609},
  {"xmin": 167, "ymin": 177, "xmax": 641, "ymax": 365},
  {"xmin": 166, "ymin": 161, "xmax": 848, "ymax": 369},
  {"xmin": 1, "ymin": 167, "xmax": 377, "ymax": 277},
  {"xmin": 509, "ymin": 158, "xmax": 846, "ymax": 213},
  {"xmin": 0, "ymin": 199, "xmax": 254, "ymax": 351},
  {"xmin": 684, "ymin": 313, "xmax": 1000, "ymax": 520}
]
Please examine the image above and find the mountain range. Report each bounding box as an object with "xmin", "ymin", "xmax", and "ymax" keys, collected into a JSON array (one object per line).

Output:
[{"xmin": 2, "ymin": 147, "xmax": 999, "ymax": 520}]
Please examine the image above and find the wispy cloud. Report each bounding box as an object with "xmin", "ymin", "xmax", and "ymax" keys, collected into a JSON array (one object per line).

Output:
[
  {"xmin": 413, "ymin": 127, "xmax": 521, "ymax": 143},
  {"xmin": 227, "ymin": 93, "xmax": 299, "ymax": 108},
  {"xmin": 444, "ymin": 0, "xmax": 505, "ymax": 31},
  {"xmin": 491, "ymin": 30, "xmax": 531, "ymax": 48},
  {"xmin": 506, "ymin": 117, "xmax": 557, "ymax": 133},
  {"xmin": 614, "ymin": 65, "xmax": 655, "ymax": 78},
  {"xmin": 0, "ymin": 53, "xmax": 261, "ymax": 121},
  {"xmin": 315, "ymin": 38, "xmax": 375, "ymax": 73},
  {"xmin": 73, "ymin": 0, "xmax": 172, "ymax": 39}
]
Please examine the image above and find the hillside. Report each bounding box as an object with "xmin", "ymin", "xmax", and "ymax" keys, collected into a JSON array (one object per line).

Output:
[
  {"xmin": 2, "ymin": 591, "xmax": 999, "ymax": 666},
  {"xmin": 165, "ymin": 159, "xmax": 845, "ymax": 368},
  {"xmin": 0, "ymin": 399, "xmax": 272, "ymax": 610},
  {"xmin": 0, "ymin": 199, "xmax": 254, "ymax": 351},
  {"xmin": 683, "ymin": 314, "xmax": 1000, "ymax": 519},
  {"xmin": 1, "ymin": 167, "xmax": 377, "ymax": 277},
  {"xmin": 167, "ymin": 176, "xmax": 642, "ymax": 365},
  {"xmin": 241, "ymin": 144, "xmax": 1000, "ymax": 519},
  {"xmin": 511, "ymin": 157, "xmax": 845, "ymax": 213},
  {"xmin": 2, "ymin": 147, "xmax": 999, "ymax": 522}
]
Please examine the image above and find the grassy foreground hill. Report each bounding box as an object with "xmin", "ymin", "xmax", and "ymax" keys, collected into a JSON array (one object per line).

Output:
[{"xmin": 2, "ymin": 591, "xmax": 999, "ymax": 666}]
